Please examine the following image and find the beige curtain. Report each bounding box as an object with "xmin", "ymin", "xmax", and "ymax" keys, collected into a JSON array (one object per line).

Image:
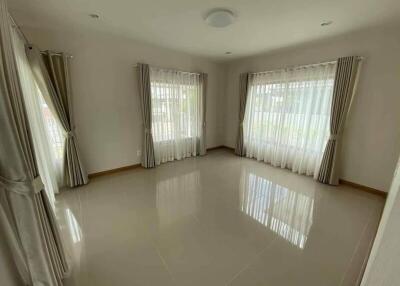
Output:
[
  {"xmin": 137, "ymin": 63, "xmax": 156, "ymax": 168},
  {"xmin": 26, "ymin": 47, "xmax": 88, "ymax": 188},
  {"xmin": 318, "ymin": 56, "xmax": 360, "ymax": 185},
  {"xmin": 0, "ymin": 2, "xmax": 70, "ymax": 285},
  {"xmin": 198, "ymin": 73, "xmax": 207, "ymax": 156},
  {"xmin": 235, "ymin": 73, "xmax": 250, "ymax": 156}
]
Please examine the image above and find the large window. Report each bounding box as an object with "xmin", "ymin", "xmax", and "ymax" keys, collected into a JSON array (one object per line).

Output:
[
  {"xmin": 244, "ymin": 62, "xmax": 337, "ymax": 177},
  {"xmin": 150, "ymin": 68, "xmax": 203, "ymax": 165}
]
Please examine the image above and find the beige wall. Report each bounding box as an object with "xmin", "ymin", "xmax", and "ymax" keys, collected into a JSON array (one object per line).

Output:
[
  {"xmin": 223, "ymin": 25, "xmax": 400, "ymax": 191},
  {"xmin": 23, "ymin": 27, "xmax": 226, "ymax": 174}
]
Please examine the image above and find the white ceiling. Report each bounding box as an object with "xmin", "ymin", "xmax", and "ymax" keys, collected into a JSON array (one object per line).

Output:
[{"xmin": 8, "ymin": 0, "xmax": 400, "ymax": 61}]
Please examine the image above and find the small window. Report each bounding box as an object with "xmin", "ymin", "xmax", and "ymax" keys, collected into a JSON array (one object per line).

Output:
[
  {"xmin": 38, "ymin": 90, "xmax": 65, "ymax": 161},
  {"xmin": 149, "ymin": 68, "xmax": 204, "ymax": 165}
]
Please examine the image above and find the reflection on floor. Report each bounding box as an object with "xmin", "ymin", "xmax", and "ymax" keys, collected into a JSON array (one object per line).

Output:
[
  {"xmin": 157, "ymin": 171, "xmax": 201, "ymax": 228},
  {"xmin": 56, "ymin": 149, "xmax": 385, "ymax": 286},
  {"xmin": 240, "ymin": 169, "xmax": 314, "ymax": 249}
]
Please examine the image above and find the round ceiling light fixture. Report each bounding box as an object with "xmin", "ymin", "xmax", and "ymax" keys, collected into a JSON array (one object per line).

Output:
[
  {"xmin": 89, "ymin": 13, "xmax": 100, "ymax": 19},
  {"xmin": 205, "ymin": 8, "xmax": 236, "ymax": 28},
  {"xmin": 321, "ymin": 21, "xmax": 333, "ymax": 27}
]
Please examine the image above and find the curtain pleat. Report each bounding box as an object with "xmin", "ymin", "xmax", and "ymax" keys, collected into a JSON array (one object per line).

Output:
[
  {"xmin": 317, "ymin": 56, "xmax": 360, "ymax": 185},
  {"xmin": 0, "ymin": 190, "xmax": 30, "ymax": 284},
  {"xmin": 199, "ymin": 73, "xmax": 207, "ymax": 155},
  {"xmin": 0, "ymin": 2, "xmax": 70, "ymax": 285},
  {"xmin": 137, "ymin": 63, "xmax": 156, "ymax": 168},
  {"xmin": 26, "ymin": 47, "xmax": 88, "ymax": 188},
  {"xmin": 235, "ymin": 73, "xmax": 250, "ymax": 156}
]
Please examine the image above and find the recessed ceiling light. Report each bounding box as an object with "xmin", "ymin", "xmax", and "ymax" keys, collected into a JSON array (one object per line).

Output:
[
  {"xmin": 89, "ymin": 14, "xmax": 100, "ymax": 19},
  {"xmin": 225, "ymin": 52, "xmax": 232, "ymax": 55},
  {"xmin": 205, "ymin": 9, "xmax": 236, "ymax": 28},
  {"xmin": 321, "ymin": 21, "xmax": 333, "ymax": 27}
]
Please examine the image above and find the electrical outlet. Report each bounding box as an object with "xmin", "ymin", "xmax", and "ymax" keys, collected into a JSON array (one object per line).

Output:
[{"xmin": 137, "ymin": 150, "xmax": 142, "ymax": 157}]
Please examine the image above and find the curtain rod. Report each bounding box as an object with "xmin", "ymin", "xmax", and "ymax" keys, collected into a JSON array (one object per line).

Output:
[
  {"xmin": 133, "ymin": 64, "xmax": 200, "ymax": 76},
  {"xmin": 9, "ymin": 14, "xmax": 30, "ymax": 44},
  {"xmin": 9, "ymin": 15, "xmax": 74, "ymax": 59},
  {"xmin": 250, "ymin": 56, "xmax": 364, "ymax": 75},
  {"xmin": 40, "ymin": 51, "xmax": 74, "ymax": 59}
]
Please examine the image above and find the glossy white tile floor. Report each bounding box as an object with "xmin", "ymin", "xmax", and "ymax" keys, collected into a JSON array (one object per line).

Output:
[{"xmin": 56, "ymin": 150, "xmax": 385, "ymax": 286}]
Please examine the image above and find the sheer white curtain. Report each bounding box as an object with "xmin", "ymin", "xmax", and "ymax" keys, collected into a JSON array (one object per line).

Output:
[
  {"xmin": 150, "ymin": 68, "xmax": 202, "ymax": 165},
  {"xmin": 38, "ymin": 95, "xmax": 65, "ymax": 183},
  {"xmin": 11, "ymin": 28, "xmax": 63, "ymax": 203},
  {"xmin": 243, "ymin": 62, "xmax": 337, "ymax": 177}
]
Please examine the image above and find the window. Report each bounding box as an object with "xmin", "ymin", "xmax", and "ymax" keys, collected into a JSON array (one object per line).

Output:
[
  {"xmin": 244, "ymin": 63, "xmax": 337, "ymax": 177},
  {"xmin": 151, "ymin": 82, "xmax": 199, "ymax": 142},
  {"xmin": 39, "ymin": 93, "xmax": 65, "ymax": 161},
  {"xmin": 150, "ymin": 68, "xmax": 203, "ymax": 165}
]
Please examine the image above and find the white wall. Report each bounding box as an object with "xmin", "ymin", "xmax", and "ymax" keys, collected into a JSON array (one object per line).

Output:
[
  {"xmin": 361, "ymin": 157, "xmax": 400, "ymax": 285},
  {"xmin": 223, "ymin": 25, "xmax": 400, "ymax": 192},
  {"xmin": 23, "ymin": 27, "xmax": 226, "ymax": 174}
]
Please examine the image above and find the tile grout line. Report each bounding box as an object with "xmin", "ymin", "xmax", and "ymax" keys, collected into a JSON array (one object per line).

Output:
[
  {"xmin": 339, "ymin": 205, "xmax": 377, "ymax": 286},
  {"xmin": 224, "ymin": 237, "xmax": 279, "ymax": 286},
  {"xmin": 353, "ymin": 204, "xmax": 384, "ymax": 286},
  {"xmin": 155, "ymin": 247, "xmax": 179, "ymax": 286},
  {"xmin": 355, "ymin": 221, "xmax": 376, "ymax": 285},
  {"xmin": 186, "ymin": 212, "xmax": 276, "ymax": 286}
]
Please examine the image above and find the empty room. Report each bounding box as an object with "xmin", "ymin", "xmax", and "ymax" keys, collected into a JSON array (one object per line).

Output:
[{"xmin": 1, "ymin": 0, "xmax": 400, "ymax": 285}]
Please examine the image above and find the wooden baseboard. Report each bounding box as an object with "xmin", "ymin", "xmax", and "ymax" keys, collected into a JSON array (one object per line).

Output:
[
  {"xmin": 339, "ymin": 179, "xmax": 387, "ymax": 198},
  {"xmin": 207, "ymin": 145, "xmax": 235, "ymax": 152},
  {"xmin": 88, "ymin": 152, "xmax": 387, "ymax": 200},
  {"xmin": 206, "ymin": 145, "xmax": 224, "ymax": 151},
  {"xmin": 88, "ymin": 163, "xmax": 142, "ymax": 178},
  {"xmin": 88, "ymin": 146, "xmax": 235, "ymax": 179}
]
